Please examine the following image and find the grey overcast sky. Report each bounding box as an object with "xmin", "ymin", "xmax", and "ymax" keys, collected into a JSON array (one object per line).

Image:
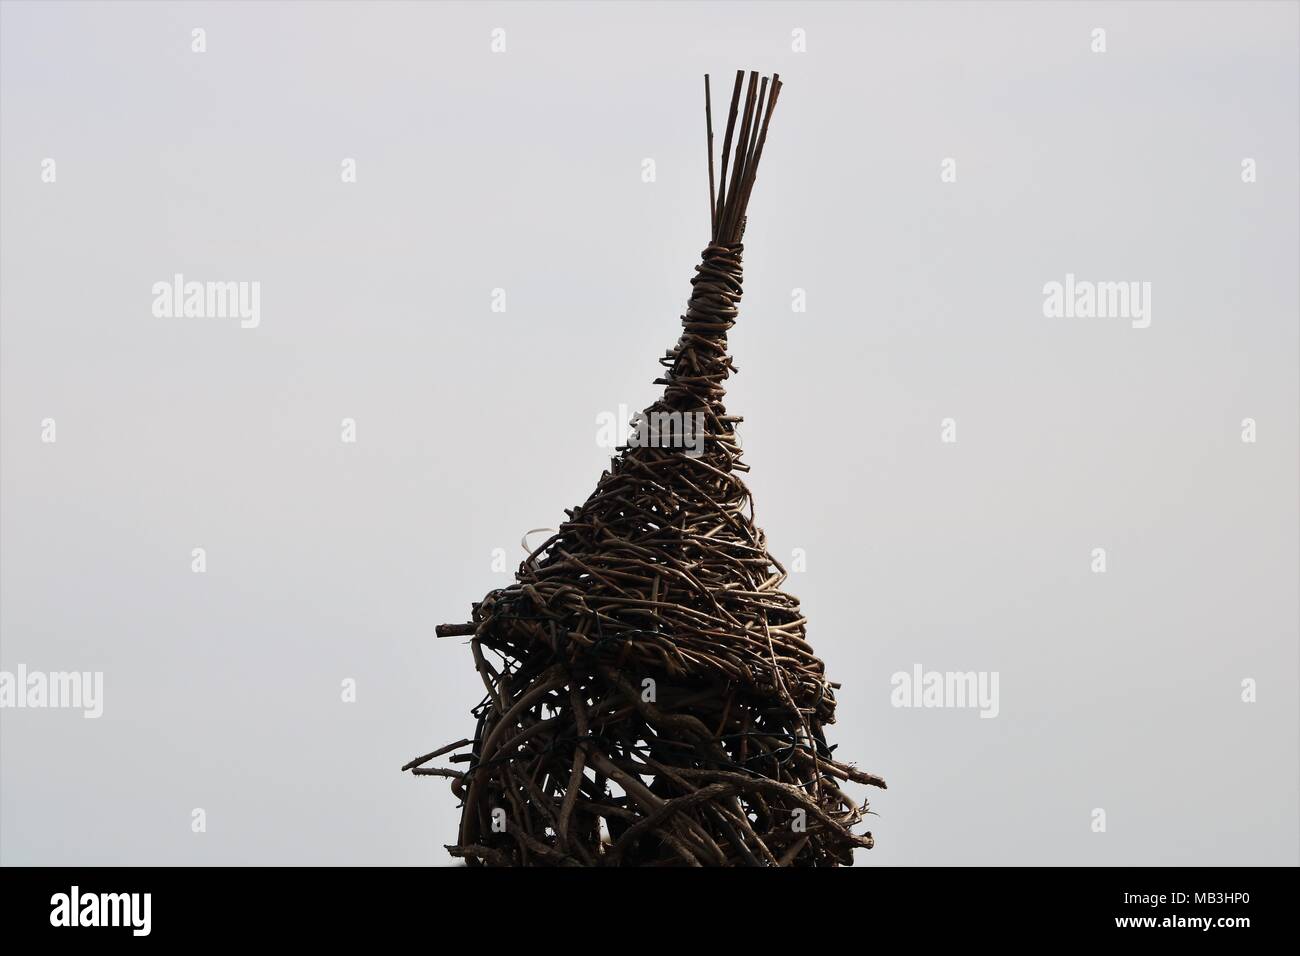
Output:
[{"xmin": 1, "ymin": 0, "xmax": 1297, "ymax": 865}]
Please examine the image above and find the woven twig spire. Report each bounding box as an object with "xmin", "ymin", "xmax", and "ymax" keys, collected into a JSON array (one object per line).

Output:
[{"xmin": 408, "ymin": 71, "xmax": 884, "ymax": 866}]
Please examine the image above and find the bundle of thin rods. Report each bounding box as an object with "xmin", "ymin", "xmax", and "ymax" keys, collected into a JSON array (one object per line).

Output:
[{"xmin": 407, "ymin": 71, "xmax": 885, "ymax": 866}]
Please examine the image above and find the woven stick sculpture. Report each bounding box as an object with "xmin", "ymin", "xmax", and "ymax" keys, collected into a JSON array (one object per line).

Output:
[{"xmin": 407, "ymin": 71, "xmax": 885, "ymax": 866}]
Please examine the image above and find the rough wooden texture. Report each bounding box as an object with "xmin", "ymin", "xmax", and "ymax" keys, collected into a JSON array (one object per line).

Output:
[{"xmin": 409, "ymin": 71, "xmax": 885, "ymax": 866}]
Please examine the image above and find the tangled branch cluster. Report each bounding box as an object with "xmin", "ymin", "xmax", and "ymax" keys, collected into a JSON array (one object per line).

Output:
[{"xmin": 408, "ymin": 71, "xmax": 884, "ymax": 866}]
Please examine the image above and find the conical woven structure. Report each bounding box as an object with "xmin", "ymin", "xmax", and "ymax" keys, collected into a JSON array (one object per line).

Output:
[{"xmin": 408, "ymin": 71, "xmax": 885, "ymax": 866}]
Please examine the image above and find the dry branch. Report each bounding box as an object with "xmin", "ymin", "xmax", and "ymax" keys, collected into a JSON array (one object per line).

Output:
[{"xmin": 408, "ymin": 71, "xmax": 884, "ymax": 866}]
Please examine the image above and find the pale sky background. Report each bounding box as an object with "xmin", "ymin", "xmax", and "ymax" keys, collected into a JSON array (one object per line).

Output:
[{"xmin": 1, "ymin": 0, "xmax": 1297, "ymax": 865}]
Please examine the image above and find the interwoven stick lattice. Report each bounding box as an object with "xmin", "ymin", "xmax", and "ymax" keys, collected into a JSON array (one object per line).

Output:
[{"xmin": 407, "ymin": 71, "xmax": 885, "ymax": 866}]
